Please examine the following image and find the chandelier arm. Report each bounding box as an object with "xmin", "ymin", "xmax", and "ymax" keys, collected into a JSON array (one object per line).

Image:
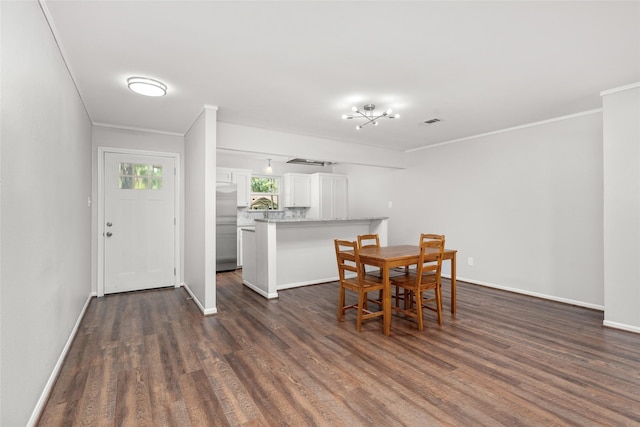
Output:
[
  {"xmin": 359, "ymin": 118, "xmax": 375, "ymax": 128},
  {"xmin": 353, "ymin": 110, "xmax": 370, "ymax": 120},
  {"xmin": 355, "ymin": 110, "xmax": 387, "ymax": 122},
  {"xmin": 344, "ymin": 105, "xmax": 395, "ymax": 129}
]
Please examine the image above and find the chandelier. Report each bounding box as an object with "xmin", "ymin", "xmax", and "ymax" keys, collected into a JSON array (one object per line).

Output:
[{"xmin": 342, "ymin": 104, "xmax": 399, "ymax": 130}]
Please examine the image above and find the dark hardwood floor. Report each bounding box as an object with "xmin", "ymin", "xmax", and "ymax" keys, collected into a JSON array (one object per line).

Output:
[{"xmin": 38, "ymin": 271, "xmax": 640, "ymax": 426}]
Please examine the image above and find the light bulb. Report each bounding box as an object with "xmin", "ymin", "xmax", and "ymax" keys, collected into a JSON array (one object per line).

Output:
[
  {"xmin": 386, "ymin": 109, "xmax": 393, "ymax": 115},
  {"xmin": 356, "ymin": 125, "xmax": 362, "ymax": 130},
  {"xmin": 352, "ymin": 106, "xmax": 358, "ymax": 112},
  {"xmin": 341, "ymin": 114, "xmax": 348, "ymax": 119},
  {"xmin": 374, "ymin": 121, "xmax": 379, "ymax": 126}
]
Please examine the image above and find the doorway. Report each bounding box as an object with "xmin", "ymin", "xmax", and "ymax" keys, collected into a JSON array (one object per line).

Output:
[{"xmin": 98, "ymin": 148, "xmax": 180, "ymax": 295}]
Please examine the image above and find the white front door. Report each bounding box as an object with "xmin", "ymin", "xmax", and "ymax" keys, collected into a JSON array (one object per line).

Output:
[{"xmin": 104, "ymin": 152, "xmax": 175, "ymax": 294}]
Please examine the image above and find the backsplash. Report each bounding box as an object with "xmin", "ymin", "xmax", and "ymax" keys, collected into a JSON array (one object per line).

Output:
[{"xmin": 237, "ymin": 207, "xmax": 307, "ymax": 226}]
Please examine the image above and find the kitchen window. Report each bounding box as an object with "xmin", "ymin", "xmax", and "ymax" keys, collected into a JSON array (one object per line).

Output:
[{"xmin": 250, "ymin": 176, "xmax": 279, "ymax": 209}]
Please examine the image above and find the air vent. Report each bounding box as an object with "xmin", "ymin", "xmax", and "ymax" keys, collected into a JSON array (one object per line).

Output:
[
  {"xmin": 421, "ymin": 118, "xmax": 441, "ymax": 125},
  {"xmin": 286, "ymin": 158, "xmax": 334, "ymax": 167}
]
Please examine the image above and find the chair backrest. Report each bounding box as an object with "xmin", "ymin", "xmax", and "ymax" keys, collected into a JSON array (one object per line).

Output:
[
  {"xmin": 420, "ymin": 233, "xmax": 445, "ymax": 247},
  {"xmin": 334, "ymin": 239, "xmax": 362, "ymax": 282},
  {"xmin": 357, "ymin": 234, "xmax": 380, "ymax": 249},
  {"xmin": 416, "ymin": 237, "xmax": 445, "ymax": 283}
]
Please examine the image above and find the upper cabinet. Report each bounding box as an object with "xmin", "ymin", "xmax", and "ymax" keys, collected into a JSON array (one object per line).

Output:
[
  {"xmin": 216, "ymin": 169, "xmax": 233, "ymax": 183},
  {"xmin": 282, "ymin": 173, "xmax": 311, "ymax": 207},
  {"xmin": 307, "ymin": 173, "xmax": 348, "ymax": 219},
  {"xmin": 217, "ymin": 167, "xmax": 251, "ymax": 207}
]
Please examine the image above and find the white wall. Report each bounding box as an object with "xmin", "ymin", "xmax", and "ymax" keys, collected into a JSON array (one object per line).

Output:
[
  {"xmin": 217, "ymin": 122, "xmax": 404, "ymax": 169},
  {"xmin": 602, "ymin": 83, "xmax": 640, "ymax": 332},
  {"xmin": 1, "ymin": 2, "xmax": 92, "ymax": 425},
  {"xmin": 184, "ymin": 107, "xmax": 218, "ymax": 313},
  {"xmin": 91, "ymin": 126, "xmax": 185, "ymax": 293},
  {"xmin": 339, "ymin": 111, "xmax": 604, "ymax": 308}
]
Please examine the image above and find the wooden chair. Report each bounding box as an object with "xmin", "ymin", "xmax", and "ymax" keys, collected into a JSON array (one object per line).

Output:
[
  {"xmin": 334, "ymin": 239, "xmax": 385, "ymax": 331},
  {"xmin": 358, "ymin": 233, "xmax": 410, "ymax": 276},
  {"xmin": 357, "ymin": 233, "xmax": 407, "ymax": 307},
  {"xmin": 357, "ymin": 234, "xmax": 381, "ymax": 277},
  {"xmin": 390, "ymin": 235, "xmax": 445, "ymax": 331},
  {"xmin": 417, "ymin": 234, "xmax": 445, "ymax": 277},
  {"xmin": 421, "ymin": 233, "xmax": 445, "ymax": 245}
]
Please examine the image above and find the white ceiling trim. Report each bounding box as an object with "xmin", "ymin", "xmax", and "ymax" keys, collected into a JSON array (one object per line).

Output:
[
  {"xmin": 600, "ymin": 82, "xmax": 640, "ymax": 97},
  {"xmin": 406, "ymin": 108, "xmax": 603, "ymax": 153},
  {"xmin": 93, "ymin": 122, "xmax": 184, "ymax": 137},
  {"xmin": 38, "ymin": 0, "xmax": 92, "ymax": 123}
]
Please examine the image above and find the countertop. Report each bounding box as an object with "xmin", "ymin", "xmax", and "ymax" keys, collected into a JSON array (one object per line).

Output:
[{"xmin": 254, "ymin": 217, "xmax": 388, "ymax": 224}]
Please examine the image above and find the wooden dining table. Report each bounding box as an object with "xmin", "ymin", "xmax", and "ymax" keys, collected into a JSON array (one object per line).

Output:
[{"xmin": 357, "ymin": 245, "xmax": 458, "ymax": 336}]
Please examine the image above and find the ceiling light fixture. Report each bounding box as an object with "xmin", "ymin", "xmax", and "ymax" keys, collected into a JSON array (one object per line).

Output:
[
  {"xmin": 286, "ymin": 158, "xmax": 335, "ymax": 167},
  {"xmin": 342, "ymin": 104, "xmax": 399, "ymax": 130},
  {"xmin": 127, "ymin": 77, "xmax": 167, "ymax": 97},
  {"xmin": 265, "ymin": 159, "xmax": 273, "ymax": 174}
]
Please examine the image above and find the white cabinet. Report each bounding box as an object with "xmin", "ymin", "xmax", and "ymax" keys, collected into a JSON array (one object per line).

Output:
[
  {"xmin": 308, "ymin": 173, "xmax": 348, "ymax": 219},
  {"xmin": 283, "ymin": 173, "xmax": 311, "ymax": 207},
  {"xmin": 216, "ymin": 170, "xmax": 233, "ymax": 183},
  {"xmin": 232, "ymin": 170, "xmax": 251, "ymax": 207},
  {"xmin": 242, "ymin": 229, "xmax": 257, "ymax": 287},
  {"xmin": 217, "ymin": 168, "xmax": 251, "ymax": 207},
  {"xmin": 237, "ymin": 227, "xmax": 244, "ymax": 267}
]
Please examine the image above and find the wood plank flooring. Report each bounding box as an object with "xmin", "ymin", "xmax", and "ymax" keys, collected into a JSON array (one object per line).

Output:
[{"xmin": 38, "ymin": 271, "xmax": 640, "ymax": 426}]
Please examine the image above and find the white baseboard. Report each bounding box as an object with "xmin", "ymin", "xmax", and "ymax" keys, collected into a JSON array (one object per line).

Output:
[
  {"xmin": 449, "ymin": 275, "xmax": 605, "ymax": 311},
  {"xmin": 181, "ymin": 283, "xmax": 217, "ymax": 315},
  {"xmin": 242, "ymin": 280, "xmax": 278, "ymax": 299},
  {"xmin": 603, "ymin": 320, "xmax": 640, "ymax": 334},
  {"xmin": 277, "ymin": 276, "xmax": 338, "ymax": 291},
  {"xmin": 28, "ymin": 293, "xmax": 94, "ymax": 427}
]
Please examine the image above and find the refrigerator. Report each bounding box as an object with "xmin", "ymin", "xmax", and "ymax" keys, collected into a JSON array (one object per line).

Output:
[{"xmin": 216, "ymin": 183, "xmax": 238, "ymax": 271}]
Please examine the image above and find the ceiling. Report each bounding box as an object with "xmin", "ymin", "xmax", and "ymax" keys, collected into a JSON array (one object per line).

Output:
[{"xmin": 42, "ymin": 1, "xmax": 640, "ymax": 152}]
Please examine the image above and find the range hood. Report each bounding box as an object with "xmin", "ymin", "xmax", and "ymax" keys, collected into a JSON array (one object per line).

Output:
[{"xmin": 286, "ymin": 158, "xmax": 335, "ymax": 167}]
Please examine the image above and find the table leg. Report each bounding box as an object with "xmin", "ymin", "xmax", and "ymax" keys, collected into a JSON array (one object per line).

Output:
[
  {"xmin": 383, "ymin": 266, "xmax": 391, "ymax": 336},
  {"xmin": 450, "ymin": 253, "xmax": 457, "ymax": 314}
]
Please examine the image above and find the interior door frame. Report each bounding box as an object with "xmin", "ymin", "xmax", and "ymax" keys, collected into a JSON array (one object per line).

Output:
[{"xmin": 97, "ymin": 147, "xmax": 181, "ymax": 297}]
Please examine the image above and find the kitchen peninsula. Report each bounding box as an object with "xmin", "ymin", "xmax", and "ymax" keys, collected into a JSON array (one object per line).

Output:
[{"xmin": 242, "ymin": 217, "xmax": 388, "ymax": 298}]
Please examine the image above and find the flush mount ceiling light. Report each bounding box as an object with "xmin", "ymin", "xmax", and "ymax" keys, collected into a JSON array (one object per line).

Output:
[
  {"xmin": 341, "ymin": 104, "xmax": 399, "ymax": 130},
  {"xmin": 127, "ymin": 77, "xmax": 167, "ymax": 97}
]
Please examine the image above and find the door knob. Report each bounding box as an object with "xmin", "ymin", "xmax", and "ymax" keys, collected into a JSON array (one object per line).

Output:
[
  {"xmin": 106, "ymin": 232, "xmax": 113, "ymax": 237},
  {"xmin": 106, "ymin": 222, "xmax": 113, "ymax": 227}
]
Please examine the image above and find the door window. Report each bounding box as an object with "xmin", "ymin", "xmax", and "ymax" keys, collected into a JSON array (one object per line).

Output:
[{"xmin": 119, "ymin": 163, "xmax": 163, "ymax": 190}]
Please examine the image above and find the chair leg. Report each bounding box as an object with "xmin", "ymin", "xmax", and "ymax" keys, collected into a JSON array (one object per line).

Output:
[
  {"xmin": 338, "ymin": 286, "xmax": 345, "ymax": 321},
  {"xmin": 416, "ymin": 290, "xmax": 424, "ymax": 331},
  {"xmin": 356, "ymin": 289, "xmax": 365, "ymax": 332},
  {"xmin": 436, "ymin": 284, "xmax": 443, "ymax": 325}
]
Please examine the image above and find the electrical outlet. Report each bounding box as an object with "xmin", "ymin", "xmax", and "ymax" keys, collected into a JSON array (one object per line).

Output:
[{"xmin": 468, "ymin": 257, "xmax": 474, "ymax": 266}]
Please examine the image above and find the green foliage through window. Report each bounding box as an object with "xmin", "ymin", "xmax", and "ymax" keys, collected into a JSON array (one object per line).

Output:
[
  {"xmin": 250, "ymin": 176, "xmax": 279, "ymax": 210},
  {"xmin": 251, "ymin": 177, "xmax": 278, "ymax": 193},
  {"xmin": 119, "ymin": 163, "xmax": 163, "ymax": 190}
]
